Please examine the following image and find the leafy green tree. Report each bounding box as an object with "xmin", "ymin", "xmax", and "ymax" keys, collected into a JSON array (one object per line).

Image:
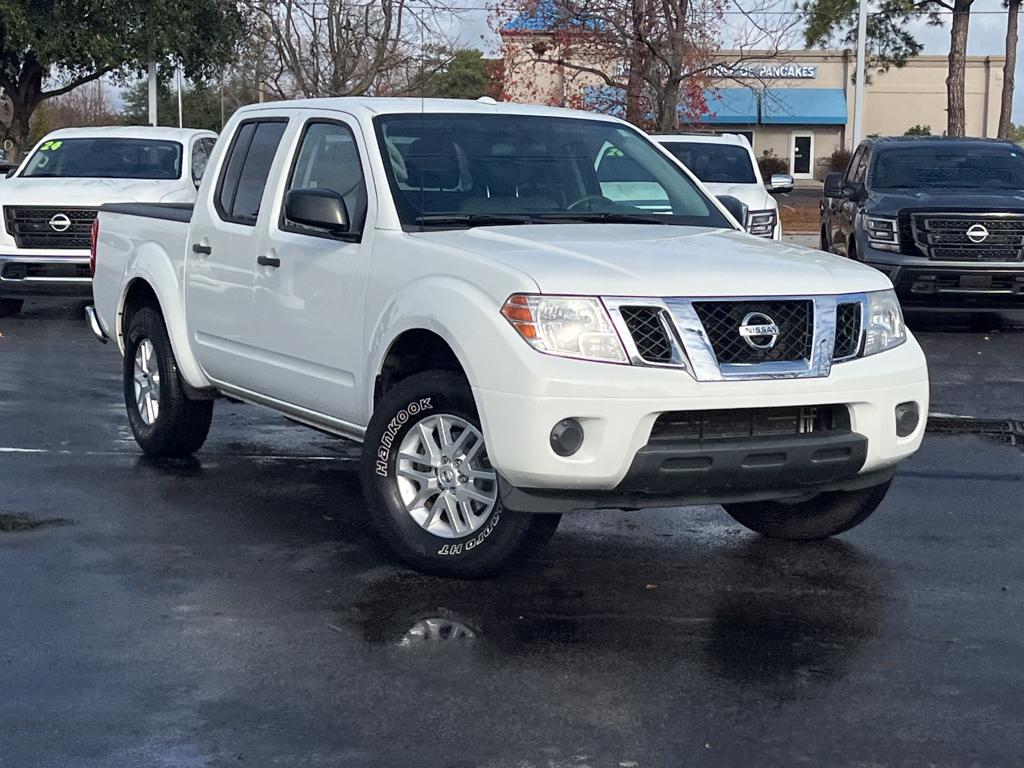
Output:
[
  {"xmin": 0, "ymin": 0, "xmax": 242, "ymax": 154},
  {"xmin": 424, "ymin": 50, "xmax": 495, "ymax": 100},
  {"xmin": 904, "ymin": 124, "xmax": 932, "ymax": 135},
  {"xmin": 120, "ymin": 76, "xmax": 260, "ymax": 133}
]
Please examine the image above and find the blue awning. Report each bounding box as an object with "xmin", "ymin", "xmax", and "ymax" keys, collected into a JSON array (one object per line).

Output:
[
  {"xmin": 698, "ymin": 88, "xmax": 758, "ymax": 124},
  {"xmin": 760, "ymin": 88, "xmax": 847, "ymax": 125}
]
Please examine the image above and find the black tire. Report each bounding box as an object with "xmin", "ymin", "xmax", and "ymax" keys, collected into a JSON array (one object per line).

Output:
[
  {"xmin": 0, "ymin": 298, "xmax": 23, "ymax": 317},
  {"xmin": 360, "ymin": 370, "xmax": 536, "ymax": 578},
  {"xmin": 722, "ymin": 479, "xmax": 892, "ymax": 541},
  {"xmin": 819, "ymin": 226, "xmax": 829, "ymax": 252},
  {"xmin": 847, "ymin": 240, "xmax": 859, "ymax": 261},
  {"xmin": 123, "ymin": 305, "xmax": 213, "ymax": 458},
  {"xmin": 522, "ymin": 513, "xmax": 562, "ymax": 556}
]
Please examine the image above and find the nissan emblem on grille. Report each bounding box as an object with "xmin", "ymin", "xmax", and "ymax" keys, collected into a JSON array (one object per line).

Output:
[
  {"xmin": 738, "ymin": 312, "xmax": 779, "ymax": 350},
  {"xmin": 49, "ymin": 213, "xmax": 72, "ymax": 232},
  {"xmin": 965, "ymin": 224, "xmax": 989, "ymax": 243}
]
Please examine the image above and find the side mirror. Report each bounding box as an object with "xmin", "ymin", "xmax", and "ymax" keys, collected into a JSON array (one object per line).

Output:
[
  {"xmin": 769, "ymin": 173, "xmax": 794, "ymax": 194},
  {"xmin": 716, "ymin": 194, "xmax": 749, "ymax": 229},
  {"xmin": 5, "ymin": 168, "xmax": 16, "ymax": 178},
  {"xmin": 285, "ymin": 188, "xmax": 350, "ymax": 233},
  {"xmin": 823, "ymin": 172, "xmax": 845, "ymax": 199}
]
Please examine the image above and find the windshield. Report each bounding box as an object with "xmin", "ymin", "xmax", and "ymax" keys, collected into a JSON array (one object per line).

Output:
[
  {"xmin": 871, "ymin": 145, "xmax": 1024, "ymax": 190},
  {"xmin": 21, "ymin": 138, "xmax": 183, "ymax": 180},
  {"xmin": 661, "ymin": 141, "xmax": 757, "ymax": 184},
  {"xmin": 374, "ymin": 114, "xmax": 730, "ymax": 230}
]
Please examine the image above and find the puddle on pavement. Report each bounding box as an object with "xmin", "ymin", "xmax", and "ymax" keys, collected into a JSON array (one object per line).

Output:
[
  {"xmin": 0, "ymin": 513, "xmax": 73, "ymax": 533},
  {"xmin": 342, "ymin": 538, "xmax": 891, "ymax": 691}
]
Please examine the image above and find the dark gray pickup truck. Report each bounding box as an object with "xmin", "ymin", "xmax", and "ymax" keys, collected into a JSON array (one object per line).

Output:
[{"xmin": 821, "ymin": 136, "xmax": 1024, "ymax": 310}]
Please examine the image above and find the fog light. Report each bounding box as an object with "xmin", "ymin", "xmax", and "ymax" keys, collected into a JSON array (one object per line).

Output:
[
  {"xmin": 550, "ymin": 419, "xmax": 584, "ymax": 457},
  {"xmin": 895, "ymin": 402, "xmax": 920, "ymax": 437}
]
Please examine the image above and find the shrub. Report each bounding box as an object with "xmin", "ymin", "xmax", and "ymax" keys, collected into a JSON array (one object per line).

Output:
[
  {"xmin": 828, "ymin": 147, "xmax": 853, "ymax": 172},
  {"xmin": 757, "ymin": 148, "xmax": 788, "ymax": 178},
  {"xmin": 904, "ymin": 124, "xmax": 932, "ymax": 136}
]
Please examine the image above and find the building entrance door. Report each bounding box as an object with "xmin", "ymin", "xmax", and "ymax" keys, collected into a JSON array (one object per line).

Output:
[{"xmin": 790, "ymin": 132, "xmax": 814, "ymax": 178}]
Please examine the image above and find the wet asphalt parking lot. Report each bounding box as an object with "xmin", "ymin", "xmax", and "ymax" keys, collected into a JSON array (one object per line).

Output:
[{"xmin": 2, "ymin": 289, "xmax": 1023, "ymax": 767}]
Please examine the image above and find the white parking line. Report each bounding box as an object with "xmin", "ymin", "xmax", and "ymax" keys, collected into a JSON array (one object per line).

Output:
[{"xmin": 0, "ymin": 447, "xmax": 357, "ymax": 461}]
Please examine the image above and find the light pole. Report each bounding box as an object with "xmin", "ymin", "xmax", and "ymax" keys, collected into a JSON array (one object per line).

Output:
[
  {"xmin": 852, "ymin": 0, "xmax": 868, "ymax": 145},
  {"xmin": 147, "ymin": 62, "xmax": 158, "ymax": 127}
]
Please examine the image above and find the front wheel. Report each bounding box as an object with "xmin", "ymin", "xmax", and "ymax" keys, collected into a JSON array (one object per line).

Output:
[
  {"xmin": 722, "ymin": 480, "xmax": 892, "ymax": 540},
  {"xmin": 123, "ymin": 305, "xmax": 213, "ymax": 457},
  {"xmin": 0, "ymin": 298, "xmax": 23, "ymax": 318},
  {"xmin": 360, "ymin": 370, "xmax": 540, "ymax": 578}
]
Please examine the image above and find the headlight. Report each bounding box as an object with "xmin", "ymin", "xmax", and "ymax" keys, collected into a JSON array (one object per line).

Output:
[
  {"xmin": 747, "ymin": 209, "xmax": 777, "ymax": 238},
  {"xmin": 501, "ymin": 294, "xmax": 627, "ymax": 363},
  {"xmin": 863, "ymin": 215, "xmax": 899, "ymax": 252},
  {"xmin": 863, "ymin": 289, "xmax": 907, "ymax": 356}
]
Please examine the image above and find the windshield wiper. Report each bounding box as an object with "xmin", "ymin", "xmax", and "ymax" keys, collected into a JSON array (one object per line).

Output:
[
  {"xmin": 414, "ymin": 213, "xmax": 534, "ymax": 228},
  {"xmin": 533, "ymin": 212, "xmax": 673, "ymax": 225}
]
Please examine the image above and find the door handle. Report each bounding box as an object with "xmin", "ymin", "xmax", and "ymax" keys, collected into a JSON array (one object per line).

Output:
[
  {"xmin": 192, "ymin": 243, "xmax": 212, "ymax": 255},
  {"xmin": 257, "ymin": 255, "xmax": 281, "ymax": 268}
]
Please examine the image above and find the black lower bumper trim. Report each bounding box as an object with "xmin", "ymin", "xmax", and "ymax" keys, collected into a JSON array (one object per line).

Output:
[
  {"xmin": 500, "ymin": 431, "xmax": 878, "ymax": 513},
  {"xmin": 879, "ymin": 264, "xmax": 1024, "ymax": 309}
]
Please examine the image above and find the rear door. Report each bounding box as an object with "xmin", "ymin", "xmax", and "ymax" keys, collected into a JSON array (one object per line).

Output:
[
  {"xmin": 838, "ymin": 145, "xmax": 869, "ymax": 256},
  {"xmin": 246, "ymin": 112, "xmax": 374, "ymax": 424},
  {"xmin": 186, "ymin": 117, "xmax": 289, "ymax": 385}
]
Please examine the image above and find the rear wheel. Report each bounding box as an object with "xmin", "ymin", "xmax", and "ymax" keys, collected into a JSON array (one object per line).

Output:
[
  {"xmin": 0, "ymin": 298, "xmax": 23, "ymax": 318},
  {"xmin": 360, "ymin": 370, "xmax": 540, "ymax": 578},
  {"xmin": 123, "ymin": 305, "xmax": 213, "ymax": 457},
  {"xmin": 722, "ymin": 480, "xmax": 892, "ymax": 540}
]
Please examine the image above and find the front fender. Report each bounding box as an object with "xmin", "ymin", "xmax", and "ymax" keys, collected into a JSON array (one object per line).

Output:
[
  {"xmin": 118, "ymin": 243, "xmax": 210, "ymax": 390},
  {"xmin": 365, "ymin": 276, "xmax": 507, "ymax": 418}
]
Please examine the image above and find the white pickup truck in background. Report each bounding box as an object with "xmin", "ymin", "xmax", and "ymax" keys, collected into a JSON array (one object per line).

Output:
[
  {"xmin": 0, "ymin": 126, "xmax": 217, "ymax": 317},
  {"xmin": 88, "ymin": 98, "xmax": 928, "ymax": 578}
]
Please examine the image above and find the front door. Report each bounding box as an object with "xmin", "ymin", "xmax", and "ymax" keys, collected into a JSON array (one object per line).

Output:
[
  {"xmin": 791, "ymin": 133, "xmax": 813, "ymax": 178},
  {"xmin": 186, "ymin": 118, "xmax": 289, "ymax": 385},
  {"xmin": 248, "ymin": 114, "xmax": 373, "ymax": 425}
]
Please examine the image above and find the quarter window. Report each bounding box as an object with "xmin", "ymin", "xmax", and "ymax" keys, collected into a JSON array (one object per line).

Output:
[
  {"xmin": 283, "ymin": 121, "xmax": 367, "ymax": 236},
  {"xmin": 191, "ymin": 137, "xmax": 217, "ymax": 185},
  {"xmin": 216, "ymin": 120, "xmax": 287, "ymax": 225}
]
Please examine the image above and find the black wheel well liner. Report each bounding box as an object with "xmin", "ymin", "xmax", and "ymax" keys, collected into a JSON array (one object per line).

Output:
[
  {"xmin": 375, "ymin": 330, "xmax": 466, "ymax": 405},
  {"xmin": 121, "ymin": 279, "xmax": 161, "ymax": 339}
]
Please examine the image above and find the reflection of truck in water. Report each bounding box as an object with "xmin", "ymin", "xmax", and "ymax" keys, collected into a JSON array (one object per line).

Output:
[{"xmin": 0, "ymin": 127, "xmax": 216, "ymax": 317}]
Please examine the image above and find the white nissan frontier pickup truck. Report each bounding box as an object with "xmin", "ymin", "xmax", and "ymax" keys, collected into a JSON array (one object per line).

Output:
[{"xmin": 87, "ymin": 98, "xmax": 929, "ymax": 578}]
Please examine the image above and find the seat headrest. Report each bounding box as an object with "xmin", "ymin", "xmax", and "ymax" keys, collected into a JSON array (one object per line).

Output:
[{"xmin": 405, "ymin": 138, "xmax": 461, "ymax": 189}]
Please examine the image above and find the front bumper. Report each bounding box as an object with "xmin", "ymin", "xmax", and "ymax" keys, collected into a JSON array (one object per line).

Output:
[
  {"xmin": 0, "ymin": 253, "xmax": 93, "ymax": 298},
  {"xmin": 473, "ymin": 336, "xmax": 928, "ymax": 501}
]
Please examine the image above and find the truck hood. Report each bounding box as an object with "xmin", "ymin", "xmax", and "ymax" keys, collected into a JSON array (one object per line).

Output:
[
  {"xmin": 418, "ymin": 224, "xmax": 892, "ymax": 297},
  {"xmin": 0, "ymin": 177, "xmax": 184, "ymax": 204},
  {"xmin": 698, "ymin": 182, "xmax": 774, "ymax": 212},
  {"xmin": 868, "ymin": 187, "xmax": 1024, "ymax": 214}
]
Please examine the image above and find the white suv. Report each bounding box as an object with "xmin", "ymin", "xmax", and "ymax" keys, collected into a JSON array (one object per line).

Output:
[{"xmin": 653, "ymin": 133, "xmax": 792, "ymax": 240}]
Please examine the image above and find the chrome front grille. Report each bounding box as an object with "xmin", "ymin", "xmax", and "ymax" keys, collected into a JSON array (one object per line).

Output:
[
  {"xmin": 691, "ymin": 299, "xmax": 813, "ymax": 364},
  {"xmin": 911, "ymin": 213, "xmax": 1024, "ymax": 262},
  {"xmin": 607, "ymin": 294, "xmax": 865, "ymax": 382},
  {"xmin": 3, "ymin": 206, "xmax": 97, "ymax": 250}
]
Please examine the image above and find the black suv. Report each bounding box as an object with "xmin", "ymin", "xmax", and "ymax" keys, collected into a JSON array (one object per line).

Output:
[{"xmin": 821, "ymin": 136, "xmax": 1024, "ymax": 309}]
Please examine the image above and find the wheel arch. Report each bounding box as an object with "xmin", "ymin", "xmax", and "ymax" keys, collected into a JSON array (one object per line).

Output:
[{"xmin": 116, "ymin": 248, "xmax": 210, "ymax": 390}]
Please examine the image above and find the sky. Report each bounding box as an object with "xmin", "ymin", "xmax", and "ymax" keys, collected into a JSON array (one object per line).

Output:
[{"xmin": 444, "ymin": 0, "xmax": 1024, "ymax": 122}]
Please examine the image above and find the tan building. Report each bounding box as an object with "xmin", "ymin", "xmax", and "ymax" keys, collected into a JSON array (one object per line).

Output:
[{"xmin": 500, "ymin": 25, "xmax": 1005, "ymax": 179}]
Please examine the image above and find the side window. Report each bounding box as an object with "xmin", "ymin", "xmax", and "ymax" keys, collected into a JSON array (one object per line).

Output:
[
  {"xmin": 846, "ymin": 145, "xmax": 869, "ymax": 185},
  {"xmin": 283, "ymin": 121, "xmax": 368, "ymax": 236},
  {"xmin": 191, "ymin": 137, "xmax": 216, "ymax": 185},
  {"xmin": 594, "ymin": 142, "xmax": 671, "ymax": 211},
  {"xmin": 216, "ymin": 120, "xmax": 287, "ymax": 225},
  {"xmin": 852, "ymin": 147, "xmax": 870, "ymax": 185}
]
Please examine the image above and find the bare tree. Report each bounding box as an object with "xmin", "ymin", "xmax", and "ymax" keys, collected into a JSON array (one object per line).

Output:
[
  {"xmin": 496, "ymin": 0, "xmax": 797, "ymax": 132},
  {"xmin": 37, "ymin": 80, "xmax": 118, "ymax": 130},
  {"xmin": 241, "ymin": 0, "xmax": 456, "ymax": 99},
  {"xmin": 998, "ymin": 0, "xmax": 1020, "ymax": 138}
]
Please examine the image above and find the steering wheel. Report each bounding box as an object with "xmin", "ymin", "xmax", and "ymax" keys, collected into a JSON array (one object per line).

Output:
[{"xmin": 566, "ymin": 194, "xmax": 616, "ymax": 212}]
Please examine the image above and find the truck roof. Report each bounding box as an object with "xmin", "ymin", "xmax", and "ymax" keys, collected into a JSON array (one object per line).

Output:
[
  {"xmin": 649, "ymin": 133, "xmax": 751, "ymax": 148},
  {"xmin": 235, "ymin": 97, "xmax": 624, "ymax": 123},
  {"xmin": 42, "ymin": 126, "xmax": 216, "ymax": 142},
  {"xmin": 868, "ymin": 135, "xmax": 1019, "ymax": 149}
]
